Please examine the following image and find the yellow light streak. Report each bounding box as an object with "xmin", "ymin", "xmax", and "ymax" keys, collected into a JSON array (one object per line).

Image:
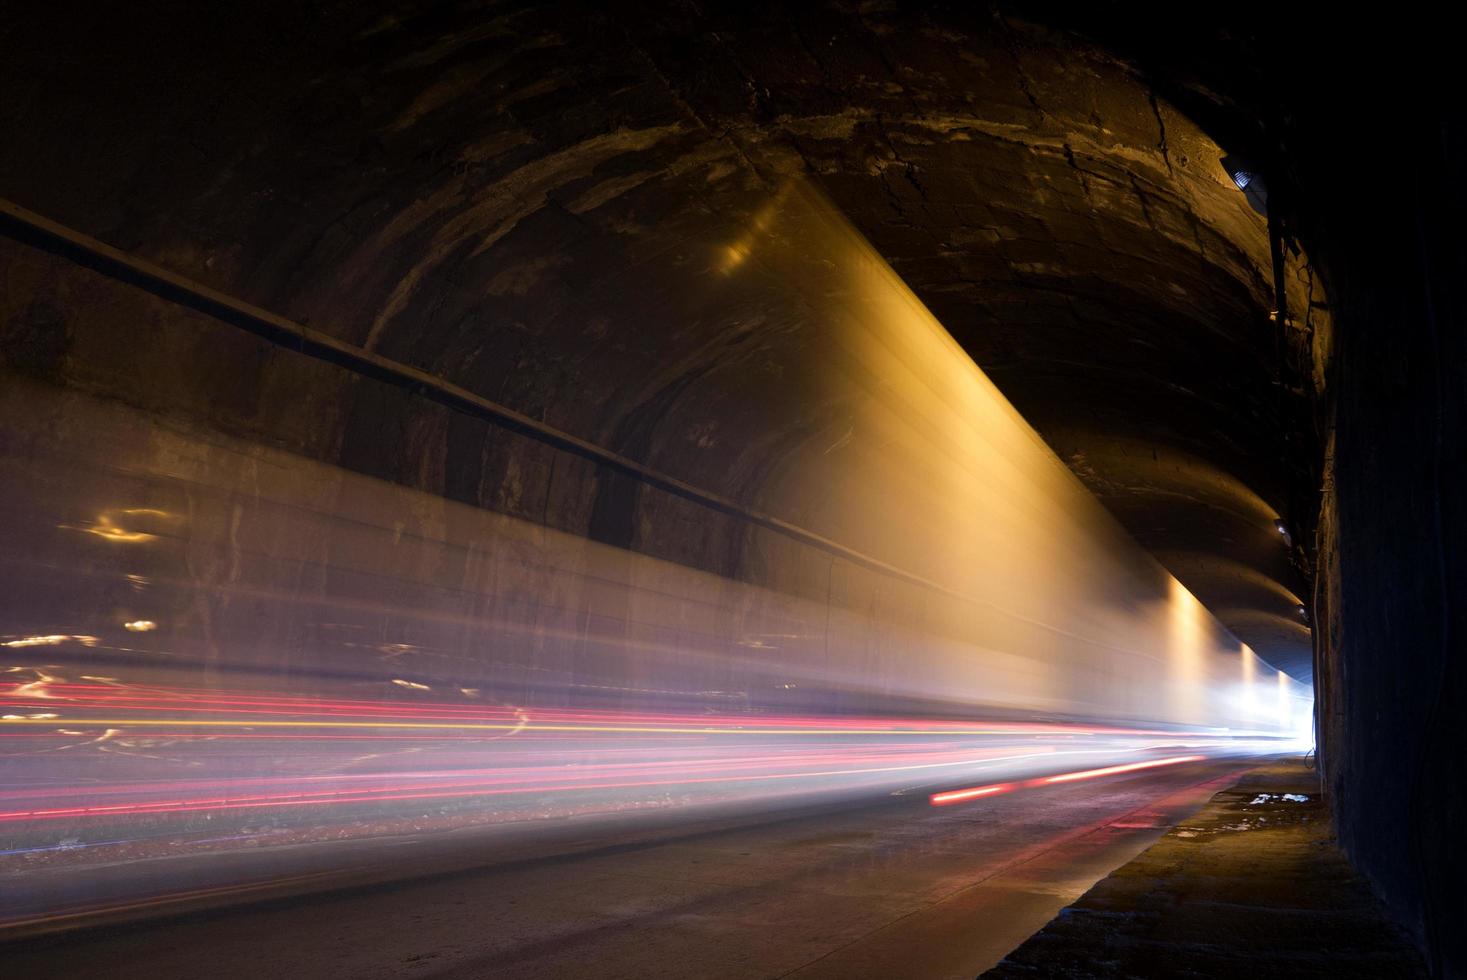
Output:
[{"xmin": 2, "ymin": 635, "xmax": 98, "ymax": 649}]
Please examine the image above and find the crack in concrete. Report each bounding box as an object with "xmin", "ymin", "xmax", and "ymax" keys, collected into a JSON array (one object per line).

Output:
[
  {"xmin": 995, "ymin": 13, "xmax": 1046, "ymax": 124},
  {"xmin": 1127, "ymin": 173, "xmax": 1159, "ymax": 233},
  {"xmin": 1061, "ymin": 142, "xmax": 1094, "ymax": 202},
  {"xmin": 1148, "ymin": 90, "xmax": 1175, "ymax": 178}
]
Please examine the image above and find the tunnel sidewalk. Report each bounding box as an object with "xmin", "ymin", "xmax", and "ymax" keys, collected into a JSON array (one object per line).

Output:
[{"xmin": 981, "ymin": 758, "xmax": 1426, "ymax": 979}]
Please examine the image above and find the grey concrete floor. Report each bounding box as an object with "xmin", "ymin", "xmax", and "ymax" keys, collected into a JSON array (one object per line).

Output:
[{"xmin": 3, "ymin": 759, "xmax": 1256, "ymax": 980}]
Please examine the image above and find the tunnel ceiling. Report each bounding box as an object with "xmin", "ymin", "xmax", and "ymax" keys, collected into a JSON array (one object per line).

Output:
[{"xmin": 0, "ymin": 2, "xmax": 1320, "ymax": 679}]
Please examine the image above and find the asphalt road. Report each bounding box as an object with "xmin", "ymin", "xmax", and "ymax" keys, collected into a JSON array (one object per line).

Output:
[{"xmin": 3, "ymin": 756, "xmax": 1255, "ymax": 980}]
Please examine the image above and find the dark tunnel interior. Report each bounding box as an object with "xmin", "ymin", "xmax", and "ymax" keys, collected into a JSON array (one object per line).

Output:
[{"xmin": 0, "ymin": 3, "xmax": 1461, "ymax": 976}]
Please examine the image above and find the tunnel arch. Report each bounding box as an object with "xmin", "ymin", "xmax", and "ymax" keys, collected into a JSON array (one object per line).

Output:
[{"xmin": 0, "ymin": 1, "xmax": 1323, "ymax": 688}]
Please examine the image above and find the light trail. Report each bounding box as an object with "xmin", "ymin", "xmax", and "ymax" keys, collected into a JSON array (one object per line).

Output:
[
  {"xmin": 0, "ymin": 683, "xmax": 1221, "ymax": 730},
  {"xmin": 928, "ymin": 754, "xmax": 1207, "ymax": 807},
  {"xmin": 929, "ymin": 783, "xmax": 1016, "ymax": 806},
  {"xmin": 0, "ymin": 684, "xmax": 1294, "ymax": 738},
  {"xmin": 1041, "ymin": 755, "xmax": 1206, "ymax": 784},
  {"xmin": 0, "ymin": 715, "xmax": 1276, "ymax": 737},
  {"xmin": 0, "ymin": 747, "xmax": 1059, "ymax": 805},
  {"xmin": 0, "ymin": 749, "xmax": 1075, "ymax": 823},
  {"xmin": 0, "ymin": 677, "xmax": 1271, "ymax": 843},
  {"xmin": 0, "ymin": 717, "xmax": 1038, "ymax": 734},
  {"xmin": 0, "ymin": 676, "xmax": 1297, "ymax": 844}
]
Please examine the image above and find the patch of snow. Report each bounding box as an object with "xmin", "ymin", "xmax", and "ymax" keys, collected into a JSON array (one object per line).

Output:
[{"xmin": 1249, "ymin": 792, "xmax": 1312, "ymax": 805}]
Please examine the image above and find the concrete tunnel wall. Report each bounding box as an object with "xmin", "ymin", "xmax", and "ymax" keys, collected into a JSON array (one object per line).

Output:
[
  {"xmin": 0, "ymin": 157, "xmax": 1313, "ymax": 731},
  {"xmin": 0, "ymin": 0, "xmax": 1320, "ymax": 682},
  {"xmin": 0, "ymin": 370, "xmax": 1303, "ymax": 731}
]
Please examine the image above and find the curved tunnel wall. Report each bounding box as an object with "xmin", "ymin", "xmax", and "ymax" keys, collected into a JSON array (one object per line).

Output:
[
  {"xmin": 0, "ymin": 0, "xmax": 1319, "ymax": 682},
  {"xmin": 0, "ymin": 181, "xmax": 1308, "ymax": 732},
  {"xmin": 1, "ymin": 374, "xmax": 1303, "ymax": 732}
]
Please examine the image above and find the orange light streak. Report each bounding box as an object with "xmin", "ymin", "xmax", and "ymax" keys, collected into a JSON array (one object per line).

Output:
[
  {"xmin": 929, "ymin": 754, "xmax": 1206, "ymax": 807},
  {"xmin": 929, "ymin": 783, "xmax": 1015, "ymax": 806},
  {"xmin": 1040, "ymin": 755, "xmax": 1204, "ymax": 784}
]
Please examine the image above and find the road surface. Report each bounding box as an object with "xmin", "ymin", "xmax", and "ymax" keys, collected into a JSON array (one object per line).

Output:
[{"xmin": 3, "ymin": 756, "xmax": 1254, "ymax": 980}]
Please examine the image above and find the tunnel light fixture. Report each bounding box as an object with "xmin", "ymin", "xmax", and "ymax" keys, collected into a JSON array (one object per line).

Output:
[
  {"xmin": 1220, "ymin": 155, "xmax": 1269, "ymax": 217},
  {"xmin": 1274, "ymin": 519, "xmax": 1293, "ymax": 548}
]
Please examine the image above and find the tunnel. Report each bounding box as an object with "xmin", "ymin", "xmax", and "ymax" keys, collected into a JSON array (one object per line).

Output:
[{"xmin": 0, "ymin": 3, "xmax": 1460, "ymax": 977}]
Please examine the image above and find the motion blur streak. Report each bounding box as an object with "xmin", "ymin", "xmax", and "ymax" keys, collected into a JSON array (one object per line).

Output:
[
  {"xmin": 927, "ymin": 755, "xmax": 1205, "ymax": 807},
  {"xmin": 0, "ymin": 179, "xmax": 1310, "ymax": 929},
  {"xmin": 1041, "ymin": 755, "xmax": 1206, "ymax": 784},
  {"xmin": 929, "ymin": 784, "xmax": 1016, "ymax": 806}
]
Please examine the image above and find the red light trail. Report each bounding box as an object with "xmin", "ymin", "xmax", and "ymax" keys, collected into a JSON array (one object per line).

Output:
[{"xmin": 928, "ymin": 755, "xmax": 1206, "ymax": 807}]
